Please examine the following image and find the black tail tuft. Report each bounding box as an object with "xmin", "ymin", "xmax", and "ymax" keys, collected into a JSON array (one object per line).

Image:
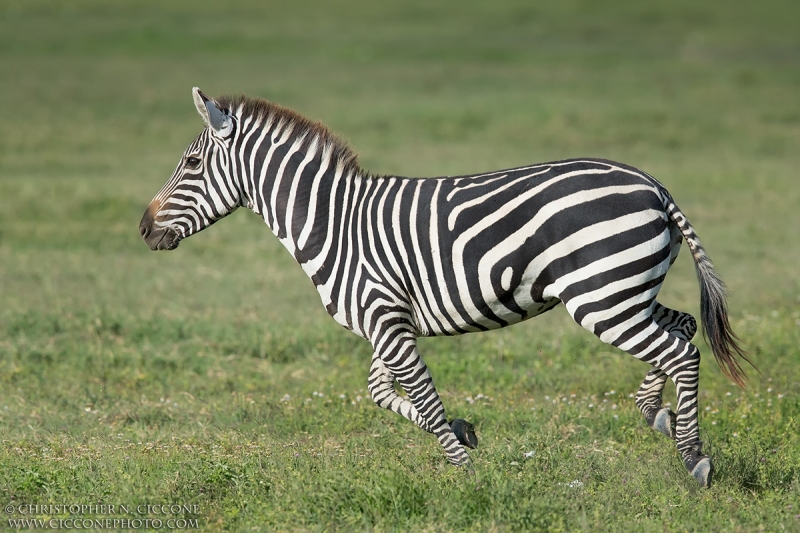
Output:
[{"xmin": 697, "ymin": 262, "xmax": 757, "ymax": 387}]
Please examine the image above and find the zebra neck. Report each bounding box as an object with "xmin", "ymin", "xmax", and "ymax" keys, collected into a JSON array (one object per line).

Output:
[{"xmin": 245, "ymin": 137, "xmax": 367, "ymax": 279}]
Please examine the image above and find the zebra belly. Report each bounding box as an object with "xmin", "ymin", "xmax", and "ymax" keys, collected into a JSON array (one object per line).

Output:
[{"xmin": 412, "ymin": 276, "xmax": 561, "ymax": 337}]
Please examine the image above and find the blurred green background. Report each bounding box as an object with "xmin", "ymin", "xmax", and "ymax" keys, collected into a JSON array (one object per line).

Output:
[{"xmin": 1, "ymin": 1, "xmax": 798, "ymax": 531}]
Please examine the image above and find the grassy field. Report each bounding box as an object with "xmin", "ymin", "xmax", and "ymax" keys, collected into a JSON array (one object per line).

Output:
[{"xmin": 1, "ymin": 0, "xmax": 799, "ymax": 530}]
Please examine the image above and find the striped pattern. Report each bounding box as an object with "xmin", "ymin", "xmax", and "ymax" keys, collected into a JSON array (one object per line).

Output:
[{"xmin": 140, "ymin": 91, "xmax": 750, "ymax": 484}]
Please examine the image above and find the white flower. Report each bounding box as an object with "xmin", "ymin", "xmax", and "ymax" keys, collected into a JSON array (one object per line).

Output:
[
  {"xmin": 280, "ymin": 394, "xmax": 291, "ymax": 402},
  {"xmin": 566, "ymin": 480, "xmax": 583, "ymax": 489}
]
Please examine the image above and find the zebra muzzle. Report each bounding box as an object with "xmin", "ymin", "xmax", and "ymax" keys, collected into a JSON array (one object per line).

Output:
[{"xmin": 140, "ymin": 204, "xmax": 181, "ymax": 251}]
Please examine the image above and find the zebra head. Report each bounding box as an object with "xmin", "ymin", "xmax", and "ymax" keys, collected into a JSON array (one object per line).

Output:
[{"xmin": 139, "ymin": 88, "xmax": 239, "ymax": 251}]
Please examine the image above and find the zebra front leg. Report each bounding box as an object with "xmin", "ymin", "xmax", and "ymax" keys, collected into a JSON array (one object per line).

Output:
[
  {"xmin": 637, "ymin": 303, "xmax": 699, "ymax": 439},
  {"xmin": 368, "ymin": 356, "xmax": 433, "ymax": 433},
  {"xmin": 371, "ymin": 330, "xmax": 473, "ymax": 466},
  {"xmin": 368, "ymin": 358, "xmax": 478, "ymax": 449}
]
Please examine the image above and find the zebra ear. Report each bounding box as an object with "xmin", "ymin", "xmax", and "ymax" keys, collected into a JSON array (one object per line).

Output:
[{"xmin": 192, "ymin": 87, "xmax": 232, "ymax": 136}]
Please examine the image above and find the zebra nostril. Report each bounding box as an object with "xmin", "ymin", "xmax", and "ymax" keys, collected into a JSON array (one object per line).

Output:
[
  {"xmin": 139, "ymin": 215, "xmax": 154, "ymax": 240},
  {"xmin": 140, "ymin": 203, "xmax": 158, "ymax": 241}
]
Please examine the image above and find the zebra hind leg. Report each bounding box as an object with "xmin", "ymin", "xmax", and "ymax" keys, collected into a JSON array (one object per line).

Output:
[
  {"xmin": 624, "ymin": 321, "xmax": 711, "ymax": 487},
  {"xmin": 636, "ymin": 368, "xmax": 675, "ymax": 438},
  {"xmin": 636, "ymin": 302, "xmax": 698, "ymax": 440},
  {"xmin": 576, "ymin": 300, "xmax": 710, "ymax": 486}
]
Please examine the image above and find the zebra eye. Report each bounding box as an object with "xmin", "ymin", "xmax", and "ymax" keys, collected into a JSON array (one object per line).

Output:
[{"xmin": 185, "ymin": 156, "xmax": 202, "ymax": 169}]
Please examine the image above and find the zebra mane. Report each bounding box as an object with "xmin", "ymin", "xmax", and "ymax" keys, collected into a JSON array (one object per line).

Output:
[{"xmin": 215, "ymin": 94, "xmax": 363, "ymax": 177}]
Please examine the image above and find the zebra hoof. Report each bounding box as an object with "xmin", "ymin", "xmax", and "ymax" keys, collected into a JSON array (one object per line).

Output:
[
  {"xmin": 653, "ymin": 408, "xmax": 676, "ymax": 439},
  {"xmin": 450, "ymin": 418, "xmax": 478, "ymax": 449},
  {"xmin": 691, "ymin": 457, "xmax": 713, "ymax": 488}
]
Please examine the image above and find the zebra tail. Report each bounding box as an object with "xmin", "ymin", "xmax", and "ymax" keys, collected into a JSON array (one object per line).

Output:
[{"xmin": 661, "ymin": 192, "xmax": 757, "ymax": 387}]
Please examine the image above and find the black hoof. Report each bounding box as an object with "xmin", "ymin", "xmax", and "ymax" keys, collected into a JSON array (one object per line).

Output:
[
  {"xmin": 450, "ymin": 418, "xmax": 478, "ymax": 449},
  {"xmin": 652, "ymin": 408, "xmax": 676, "ymax": 440}
]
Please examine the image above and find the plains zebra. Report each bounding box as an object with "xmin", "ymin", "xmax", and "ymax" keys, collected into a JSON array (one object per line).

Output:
[{"xmin": 140, "ymin": 88, "xmax": 754, "ymax": 487}]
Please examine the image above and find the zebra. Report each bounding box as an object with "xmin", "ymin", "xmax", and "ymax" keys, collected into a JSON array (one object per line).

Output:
[{"xmin": 139, "ymin": 88, "xmax": 755, "ymax": 488}]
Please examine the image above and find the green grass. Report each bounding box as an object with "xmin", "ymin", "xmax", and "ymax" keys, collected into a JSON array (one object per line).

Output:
[{"xmin": 1, "ymin": 0, "xmax": 800, "ymax": 530}]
